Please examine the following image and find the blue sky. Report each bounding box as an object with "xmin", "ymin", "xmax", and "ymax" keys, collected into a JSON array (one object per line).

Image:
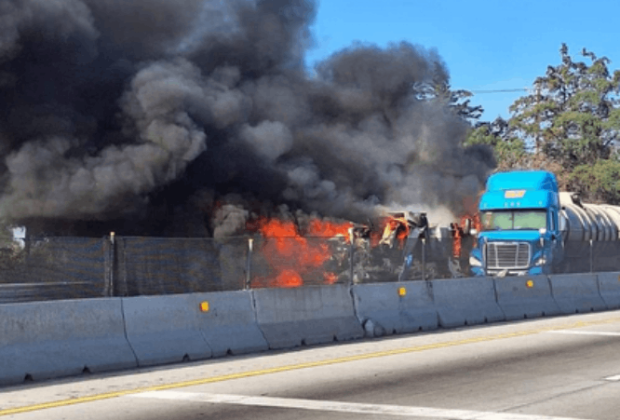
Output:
[{"xmin": 305, "ymin": 0, "xmax": 620, "ymax": 121}]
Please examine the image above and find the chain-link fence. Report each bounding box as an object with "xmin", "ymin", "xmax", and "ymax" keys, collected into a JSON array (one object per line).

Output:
[
  {"xmin": 116, "ymin": 236, "xmax": 248, "ymax": 295},
  {"xmin": 562, "ymin": 241, "xmax": 620, "ymax": 274},
  {"xmin": 592, "ymin": 242, "xmax": 620, "ymax": 273},
  {"xmin": 248, "ymin": 235, "xmax": 471, "ymax": 287},
  {"xmin": 352, "ymin": 236, "xmax": 475, "ymax": 283},
  {"xmin": 0, "ymin": 237, "xmax": 108, "ymax": 302},
  {"xmin": 1, "ymin": 234, "xmax": 620, "ymax": 302}
]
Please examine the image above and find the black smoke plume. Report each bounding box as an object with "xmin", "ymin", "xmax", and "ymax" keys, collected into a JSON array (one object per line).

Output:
[{"xmin": 0, "ymin": 0, "xmax": 495, "ymax": 237}]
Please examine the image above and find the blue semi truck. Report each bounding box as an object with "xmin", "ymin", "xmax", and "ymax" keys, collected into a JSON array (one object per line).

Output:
[{"xmin": 469, "ymin": 170, "xmax": 620, "ymax": 276}]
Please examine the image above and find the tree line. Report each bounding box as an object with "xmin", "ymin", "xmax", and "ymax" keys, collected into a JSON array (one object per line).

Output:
[{"xmin": 459, "ymin": 44, "xmax": 620, "ymax": 204}]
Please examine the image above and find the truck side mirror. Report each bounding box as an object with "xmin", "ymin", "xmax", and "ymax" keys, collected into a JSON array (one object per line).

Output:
[
  {"xmin": 539, "ymin": 228, "xmax": 546, "ymax": 246},
  {"xmin": 559, "ymin": 214, "xmax": 567, "ymax": 231}
]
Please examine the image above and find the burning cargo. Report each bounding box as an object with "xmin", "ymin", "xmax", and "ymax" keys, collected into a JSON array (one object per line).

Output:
[
  {"xmin": 244, "ymin": 210, "xmax": 474, "ymax": 289},
  {"xmin": 375, "ymin": 211, "xmax": 475, "ymax": 282}
]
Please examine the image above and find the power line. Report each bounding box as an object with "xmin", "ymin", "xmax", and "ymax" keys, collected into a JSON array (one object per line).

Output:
[{"xmin": 469, "ymin": 88, "xmax": 529, "ymax": 94}]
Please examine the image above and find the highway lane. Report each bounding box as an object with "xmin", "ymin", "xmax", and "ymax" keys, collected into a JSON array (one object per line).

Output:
[{"xmin": 2, "ymin": 311, "xmax": 620, "ymax": 420}]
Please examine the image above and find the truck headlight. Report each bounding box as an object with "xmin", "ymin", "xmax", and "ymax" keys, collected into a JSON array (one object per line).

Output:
[
  {"xmin": 469, "ymin": 256, "xmax": 482, "ymax": 267},
  {"xmin": 535, "ymin": 256, "xmax": 547, "ymax": 266}
]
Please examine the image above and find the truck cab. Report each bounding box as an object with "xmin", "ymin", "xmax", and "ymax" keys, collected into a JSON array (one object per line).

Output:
[{"xmin": 469, "ymin": 171, "xmax": 562, "ymax": 276}]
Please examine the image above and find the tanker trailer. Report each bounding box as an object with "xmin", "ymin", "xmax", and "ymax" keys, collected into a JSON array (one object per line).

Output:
[
  {"xmin": 558, "ymin": 192, "xmax": 620, "ymax": 273},
  {"xmin": 469, "ymin": 170, "xmax": 620, "ymax": 276}
]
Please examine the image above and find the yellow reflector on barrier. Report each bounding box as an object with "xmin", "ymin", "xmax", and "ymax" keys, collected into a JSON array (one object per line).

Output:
[
  {"xmin": 199, "ymin": 301, "xmax": 209, "ymax": 312},
  {"xmin": 526, "ymin": 280, "xmax": 534, "ymax": 288},
  {"xmin": 398, "ymin": 287, "xmax": 407, "ymax": 297}
]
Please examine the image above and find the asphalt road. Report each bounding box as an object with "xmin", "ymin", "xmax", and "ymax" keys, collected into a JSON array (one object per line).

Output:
[{"xmin": 3, "ymin": 311, "xmax": 620, "ymax": 420}]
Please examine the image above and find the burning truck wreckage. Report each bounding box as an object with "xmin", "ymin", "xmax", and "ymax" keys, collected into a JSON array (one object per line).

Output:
[{"xmin": 239, "ymin": 210, "xmax": 479, "ymax": 288}]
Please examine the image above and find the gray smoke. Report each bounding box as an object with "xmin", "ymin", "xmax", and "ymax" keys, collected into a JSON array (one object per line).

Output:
[{"xmin": 0, "ymin": 0, "xmax": 494, "ymax": 236}]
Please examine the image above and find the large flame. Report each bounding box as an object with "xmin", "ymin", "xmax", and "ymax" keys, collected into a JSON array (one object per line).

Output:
[
  {"xmin": 451, "ymin": 195, "xmax": 482, "ymax": 259},
  {"xmin": 379, "ymin": 215, "xmax": 410, "ymax": 248},
  {"xmin": 451, "ymin": 213, "xmax": 481, "ymax": 258},
  {"xmin": 250, "ymin": 218, "xmax": 353, "ymax": 288},
  {"xmin": 248, "ymin": 211, "xmax": 470, "ymax": 287}
]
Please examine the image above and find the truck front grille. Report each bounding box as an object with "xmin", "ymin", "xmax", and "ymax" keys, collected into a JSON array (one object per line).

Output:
[{"xmin": 486, "ymin": 242, "xmax": 530, "ymax": 269}]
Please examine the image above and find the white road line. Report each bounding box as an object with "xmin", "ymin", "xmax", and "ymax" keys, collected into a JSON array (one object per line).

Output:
[
  {"xmin": 547, "ymin": 330, "xmax": 620, "ymax": 337},
  {"xmin": 604, "ymin": 374, "xmax": 620, "ymax": 381},
  {"xmin": 128, "ymin": 390, "xmax": 591, "ymax": 420}
]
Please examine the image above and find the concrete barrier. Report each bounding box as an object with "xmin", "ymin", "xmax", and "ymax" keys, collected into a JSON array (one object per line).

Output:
[
  {"xmin": 549, "ymin": 273, "xmax": 607, "ymax": 314},
  {"xmin": 5, "ymin": 269, "xmax": 619, "ymax": 387},
  {"xmin": 352, "ymin": 282, "xmax": 437, "ymax": 336},
  {"xmin": 253, "ymin": 285, "xmax": 364, "ymax": 349},
  {"xmin": 122, "ymin": 295, "xmax": 212, "ymax": 366},
  {"xmin": 596, "ymin": 272, "xmax": 620, "ymax": 310},
  {"xmin": 0, "ymin": 298, "xmax": 137, "ymax": 386},
  {"xmin": 192, "ymin": 291, "xmax": 268, "ymax": 356},
  {"xmin": 494, "ymin": 275, "xmax": 560, "ymax": 320},
  {"xmin": 432, "ymin": 277, "xmax": 505, "ymax": 328}
]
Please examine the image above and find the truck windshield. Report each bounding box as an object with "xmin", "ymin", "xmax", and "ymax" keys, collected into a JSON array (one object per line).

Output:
[{"xmin": 481, "ymin": 210, "xmax": 547, "ymax": 231}]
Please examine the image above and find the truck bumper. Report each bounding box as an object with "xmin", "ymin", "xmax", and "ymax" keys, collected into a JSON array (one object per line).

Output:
[{"xmin": 473, "ymin": 266, "xmax": 545, "ymax": 277}]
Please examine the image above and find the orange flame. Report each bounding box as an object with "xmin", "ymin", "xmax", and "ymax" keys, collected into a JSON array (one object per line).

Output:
[
  {"xmin": 379, "ymin": 215, "xmax": 410, "ymax": 248},
  {"xmin": 307, "ymin": 219, "xmax": 352, "ymax": 238},
  {"xmin": 323, "ymin": 272, "xmax": 339, "ymax": 285},
  {"xmin": 274, "ymin": 270, "xmax": 303, "ymax": 288},
  {"xmin": 250, "ymin": 218, "xmax": 353, "ymax": 288},
  {"xmin": 452, "ymin": 222, "xmax": 463, "ymax": 258},
  {"xmin": 452, "ymin": 214, "xmax": 481, "ymax": 258}
]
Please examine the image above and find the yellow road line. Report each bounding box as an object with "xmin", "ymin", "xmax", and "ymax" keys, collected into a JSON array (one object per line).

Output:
[{"xmin": 2, "ymin": 316, "xmax": 620, "ymax": 417}]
